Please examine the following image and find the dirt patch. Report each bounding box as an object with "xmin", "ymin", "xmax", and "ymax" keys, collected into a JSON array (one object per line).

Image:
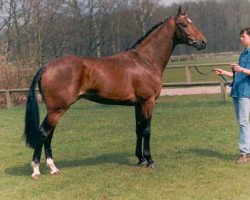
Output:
[{"xmin": 160, "ymin": 86, "xmax": 231, "ymax": 96}]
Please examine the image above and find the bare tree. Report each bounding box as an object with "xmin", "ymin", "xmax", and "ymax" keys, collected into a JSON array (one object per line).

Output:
[
  {"xmin": 1, "ymin": 0, "xmax": 250, "ymax": 67},
  {"xmin": 132, "ymin": 0, "xmax": 159, "ymax": 35}
]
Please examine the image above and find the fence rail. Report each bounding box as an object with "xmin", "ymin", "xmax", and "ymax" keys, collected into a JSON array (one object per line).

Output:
[
  {"xmin": 0, "ymin": 88, "xmax": 39, "ymax": 108},
  {"xmin": 0, "ymin": 63, "xmax": 232, "ymax": 108},
  {"xmin": 170, "ymin": 52, "xmax": 240, "ymax": 62},
  {"xmin": 0, "ymin": 83, "xmax": 230, "ymax": 109},
  {"xmin": 162, "ymin": 81, "xmax": 230, "ymax": 101}
]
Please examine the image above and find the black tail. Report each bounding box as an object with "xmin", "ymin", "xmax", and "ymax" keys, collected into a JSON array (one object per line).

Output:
[{"xmin": 23, "ymin": 67, "xmax": 45, "ymax": 149}]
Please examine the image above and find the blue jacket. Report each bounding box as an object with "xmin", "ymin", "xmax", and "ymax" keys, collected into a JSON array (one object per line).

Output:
[{"xmin": 231, "ymin": 48, "xmax": 250, "ymax": 97}]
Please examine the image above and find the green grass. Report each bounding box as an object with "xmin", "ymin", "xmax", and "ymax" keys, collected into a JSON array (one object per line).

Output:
[{"xmin": 1, "ymin": 95, "xmax": 250, "ymax": 200}]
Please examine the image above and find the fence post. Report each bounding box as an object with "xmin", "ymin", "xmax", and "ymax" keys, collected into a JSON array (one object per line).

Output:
[
  {"xmin": 220, "ymin": 82, "xmax": 227, "ymax": 101},
  {"xmin": 185, "ymin": 66, "xmax": 191, "ymax": 83},
  {"xmin": 6, "ymin": 90, "xmax": 13, "ymax": 108}
]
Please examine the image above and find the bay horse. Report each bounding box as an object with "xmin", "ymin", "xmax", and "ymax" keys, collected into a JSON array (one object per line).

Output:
[{"xmin": 24, "ymin": 6, "xmax": 206, "ymax": 179}]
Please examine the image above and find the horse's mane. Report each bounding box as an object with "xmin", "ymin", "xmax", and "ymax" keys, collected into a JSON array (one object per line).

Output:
[{"xmin": 127, "ymin": 18, "xmax": 169, "ymax": 50}]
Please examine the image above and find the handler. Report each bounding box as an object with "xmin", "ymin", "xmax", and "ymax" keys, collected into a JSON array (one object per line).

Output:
[{"xmin": 214, "ymin": 27, "xmax": 250, "ymax": 164}]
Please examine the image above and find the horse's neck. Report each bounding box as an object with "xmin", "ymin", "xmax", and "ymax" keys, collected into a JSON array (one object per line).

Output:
[{"xmin": 135, "ymin": 19, "xmax": 176, "ymax": 76}]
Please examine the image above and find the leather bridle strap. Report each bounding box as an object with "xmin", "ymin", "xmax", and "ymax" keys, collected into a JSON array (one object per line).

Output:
[{"xmin": 175, "ymin": 16, "xmax": 195, "ymax": 45}]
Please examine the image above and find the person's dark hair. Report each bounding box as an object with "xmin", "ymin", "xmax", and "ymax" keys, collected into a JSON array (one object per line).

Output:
[{"xmin": 240, "ymin": 27, "xmax": 250, "ymax": 36}]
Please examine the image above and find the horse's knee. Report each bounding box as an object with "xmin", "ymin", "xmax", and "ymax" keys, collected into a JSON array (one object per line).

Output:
[
  {"xmin": 135, "ymin": 149, "xmax": 142, "ymax": 157},
  {"xmin": 143, "ymin": 126, "xmax": 150, "ymax": 138}
]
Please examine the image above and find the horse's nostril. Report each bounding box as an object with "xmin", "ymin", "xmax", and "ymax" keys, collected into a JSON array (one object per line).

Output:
[{"xmin": 201, "ymin": 40, "xmax": 206, "ymax": 48}]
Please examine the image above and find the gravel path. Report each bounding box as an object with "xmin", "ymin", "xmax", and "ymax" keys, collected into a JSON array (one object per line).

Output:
[{"xmin": 160, "ymin": 86, "xmax": 231, "ymax": 96}]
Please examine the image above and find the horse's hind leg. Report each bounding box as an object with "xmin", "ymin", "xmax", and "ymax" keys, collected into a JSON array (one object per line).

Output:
[
  {"xmin": 44, "ymin": 131, "xmax": 60, "ymax": 175},
  {"xmin": 31, "ymin": 142, "xmax": 43, "ymax": 179},
  {"xmin": 42, "ymin": 121, "xmax": 60, "ymax": 175},
  {"xmin": 31, "ymin": 109, "xmax": 66, "ymax": 178},
  {"xmin": 38, "ymin": 115, "xmax": 60, "ymax": 175},
  {"xmin": 31, "ymin": 116, "xmax": 53, "ymax": 179}
]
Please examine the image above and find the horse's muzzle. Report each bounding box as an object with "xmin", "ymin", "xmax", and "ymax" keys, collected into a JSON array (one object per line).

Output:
[{"xmin": 195, "ymin": 40, "xmax": 207, "ymax": 50}]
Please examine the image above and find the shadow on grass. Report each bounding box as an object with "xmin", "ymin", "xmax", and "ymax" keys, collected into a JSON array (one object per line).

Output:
[
  {"xmin": 187, "ymin": 148, "xmax": 236, "ymax": 161},
  {"xmin": 5, "ymin": 153, "xmax": 134, "ymax": 177}
]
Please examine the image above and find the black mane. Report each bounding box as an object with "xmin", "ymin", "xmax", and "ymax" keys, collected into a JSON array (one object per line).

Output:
[{"xmin": 127, "ymin": 18, "xmax": 168, "ymax": 50}]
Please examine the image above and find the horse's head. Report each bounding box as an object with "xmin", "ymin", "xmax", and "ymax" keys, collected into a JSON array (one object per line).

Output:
[{"xmin": 174, "ymin": 6, "xmax": 207, "ymax": 50}]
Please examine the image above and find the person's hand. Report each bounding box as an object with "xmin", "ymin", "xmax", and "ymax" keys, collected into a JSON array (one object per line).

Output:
[
  {"xmin": 214, "ymin": 68, "xmax": 225, "ymax": 76},
  {"xmin": 229, "ymin": 64, "xmax": 244, "ymax": 72}
]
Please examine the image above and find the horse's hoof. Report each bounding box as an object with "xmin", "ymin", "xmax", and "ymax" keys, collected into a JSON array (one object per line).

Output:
[
  {"xmin": 50, "ymin": 169, "xmax": 60, "ymax": 175},
  {"xmin": 137, "ymin": 158, "xmax": 147, "ymax": 166},
  {"xmin": 31, "ymin": 172, "xmax": 41, "ymax": 180},
  {"xmin": 147, "ymin": 162, "xmax": 156, "ymax": 169},
  {"xmin": 46, "ymin": 158, "xmax": 60, "ymax": 175}
]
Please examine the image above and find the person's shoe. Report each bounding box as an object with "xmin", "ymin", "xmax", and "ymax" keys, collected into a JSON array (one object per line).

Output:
[{"xmin": 236, "ymin": 154, "xmax": 250, "ymax": 164}]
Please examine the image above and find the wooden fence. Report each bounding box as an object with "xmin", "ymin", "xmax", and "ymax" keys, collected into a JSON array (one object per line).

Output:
[
  {"xmin": 163, "ymin": 62, "xmax": 232, "ymax": 101},
  {"xmin": 0, "ymin": 88, "xmax": 39, "ymax": 109},
  {"xmin": 165, "ymin": 62, "xmax": 231, "ymax": 83},
  {"xmin": 170, "ymin": 52, "xmax": 240, "ymax": 62},
  {"xmin": 162, "ymin": 81, "xmax": 229, "ymax": 101},
  {"xmin": 0, "ymin": 62, "xmax": 232, "ymax": 108}
]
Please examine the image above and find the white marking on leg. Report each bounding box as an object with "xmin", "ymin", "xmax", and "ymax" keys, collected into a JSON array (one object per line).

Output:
[
  {"xmin": 31, "ymin": 162, "xmax": 41, "ymax": 179},
  {"xmin": 46, "ymin": 158, "xmax": 60, "ymax": 175}
]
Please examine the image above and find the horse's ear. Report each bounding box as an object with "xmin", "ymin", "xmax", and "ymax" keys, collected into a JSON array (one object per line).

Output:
[
  {"xmin": 177, "ymin": 5, "xmax": 182, "ymax": 15},
  {"xmin": 183, "ymin": 6, "xmax": 189, "ymax": 15},
  {"xmin": 177, "ymin": 6, "xmax": 189, "ymax": 16}
]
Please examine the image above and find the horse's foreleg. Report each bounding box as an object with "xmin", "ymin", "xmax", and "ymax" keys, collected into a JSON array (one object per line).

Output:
[
  {"xmin": 135, "ymin": 104, "xmax": 147, "ymax": 165},
  {"xmin": 142, "ymin": 118, "xmax": 155, "ymax": 168},
  {"xmin": 140, "ymin": 99, "xmax": 155, "ymax": 168}
]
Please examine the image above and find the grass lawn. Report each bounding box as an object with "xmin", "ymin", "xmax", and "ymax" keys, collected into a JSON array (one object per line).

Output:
[{"xmin": 1, "ymin": 94, "xmax": 250, "ymax": 199}]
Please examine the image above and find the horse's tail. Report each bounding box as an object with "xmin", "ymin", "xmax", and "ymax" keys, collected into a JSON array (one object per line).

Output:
[{"xmin": 23, "ymin": 67, "xmax": 45, "ymax": 149}]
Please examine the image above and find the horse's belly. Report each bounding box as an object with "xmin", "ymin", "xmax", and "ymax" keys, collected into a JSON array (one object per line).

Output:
[{"xmin": 80, "ymin": 89, "xmax": 137, "ymax": 106}]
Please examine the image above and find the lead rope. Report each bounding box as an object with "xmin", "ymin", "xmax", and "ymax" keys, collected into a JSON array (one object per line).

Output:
[
  {"xmin": 193, "ymin": 51, "xmax": 233, "ymax": 87},
  {"xmin": 193, "ymin": 51, "xmax": 214, "ymax": 75},
  {"xmin": 230, "ymin": 69, "xmax": 235, "ymax": 87}
]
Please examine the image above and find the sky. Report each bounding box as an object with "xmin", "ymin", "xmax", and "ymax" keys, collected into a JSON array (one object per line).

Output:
[
  {"xmin": 160, "ymin": 0, "xmax": 197, "ymax": 6},
  {"xmin": 161, "ymin": 0, "xmax": 180, "ymax": 6}
]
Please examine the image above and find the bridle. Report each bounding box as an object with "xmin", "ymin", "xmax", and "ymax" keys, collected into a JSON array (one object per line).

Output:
[{"xmin": 175, "ymin": 15, "xmax": 196, "ymax": 46}]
